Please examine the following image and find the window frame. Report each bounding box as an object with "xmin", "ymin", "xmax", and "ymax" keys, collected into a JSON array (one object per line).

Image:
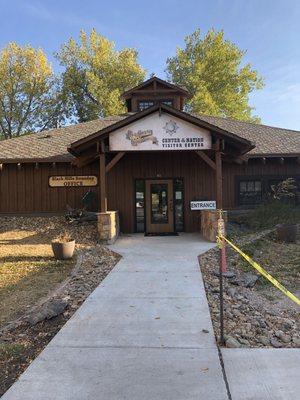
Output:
[
  {"xmin": 235, "ymin": 175, "xmax": 300, "ymax": 207},
  {"xmin": 237, "ymin": 178, "xmax": 263, "ymax": 206},
  {"xmin": 138, "ymin": 100, "xmax": 155, "ymax": 111},
  {"xmin": 138, "ymin": 99, "xmax": 174, "ymax": 111}
]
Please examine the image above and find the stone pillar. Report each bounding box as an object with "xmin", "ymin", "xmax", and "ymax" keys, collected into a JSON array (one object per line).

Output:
[
  {"xmin": 97, "ymin": 211, "xmax": 119, "ymax": 244},
  {"xmin": 201, "ymin": 210, "xmax": 227, "ymax": 242}
]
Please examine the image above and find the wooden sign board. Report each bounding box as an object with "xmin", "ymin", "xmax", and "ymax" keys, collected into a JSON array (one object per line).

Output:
[
  {"xmin": 49, "ymin": 176, "xmax": 98, "ymax": 187},
  {"xmin": 190, "ymin": 200, "xmax": 216, "ymax": 210},
  {"xmin": 109, "ymin": 112, "xmax": 212, "ymax": 151}
]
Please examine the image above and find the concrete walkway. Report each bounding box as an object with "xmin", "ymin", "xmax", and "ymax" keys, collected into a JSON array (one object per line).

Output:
[
  {"xmin": 222, "ymin": 348, "xmax": 300, "ymax": 400},
  {"xmin": 2, "ymin": 233, "xmax": 230, "ymax": 400}
]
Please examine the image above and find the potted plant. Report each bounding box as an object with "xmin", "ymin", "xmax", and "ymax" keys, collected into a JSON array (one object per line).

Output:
[{"xmin": 51, "ymin": 231, "xmax": 75, "ymax": 260}]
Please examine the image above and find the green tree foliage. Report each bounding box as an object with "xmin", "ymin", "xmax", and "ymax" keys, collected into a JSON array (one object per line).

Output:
[
  {"xmin": 57, "ymin": 29, "xmax": 146, "ymax": 122},
  {"xmin": 0, "ymin": 43, "xmax": 64, "ymax": 139},
  {"xmin": 166, "ymin": 29, "xmax": 264, "ymax": 122}
]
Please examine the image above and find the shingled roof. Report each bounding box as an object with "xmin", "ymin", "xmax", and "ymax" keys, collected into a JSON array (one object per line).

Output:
[
  {"xmin": 0, "ymin": 112, "xmax": 299, "ymax": 162},
  {"xmin": 0, "ymin": 115, "xmax": 127, "ymax": 162},
  {"xmin": 196, "ymin": 114, "xmax": 300, "ymax": 157}
]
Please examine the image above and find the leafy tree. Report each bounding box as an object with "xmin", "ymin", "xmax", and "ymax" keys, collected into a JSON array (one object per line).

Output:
[
  {"xmin": 166, "ymin": 29, "xmax": 264, "ymax": 122},
  {"xmin": 0, "ymin": 43, "xmax": 63, "ymax": 139},
  {"xmin": 57, "ymin": 29, "xmax": 146, "ymax": 122}
]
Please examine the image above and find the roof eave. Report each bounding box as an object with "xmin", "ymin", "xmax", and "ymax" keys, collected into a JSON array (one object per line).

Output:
[{"xmin": 69, "ymin": 104, "xmax": 254, "ymax": 156}]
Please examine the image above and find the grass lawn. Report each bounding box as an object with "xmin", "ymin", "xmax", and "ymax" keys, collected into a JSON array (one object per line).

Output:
[{"xmin": 0, "ymin": 226, "xmax": 75, "ymax": 326}]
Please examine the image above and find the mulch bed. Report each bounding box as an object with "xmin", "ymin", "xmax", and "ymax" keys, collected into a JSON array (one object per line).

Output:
[{"xmin": 199, "ymin": 230, "xmax": 300, "ymax": 349}]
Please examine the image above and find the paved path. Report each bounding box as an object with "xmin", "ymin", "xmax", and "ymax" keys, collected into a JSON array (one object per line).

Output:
[
  {"xmin": 2, "ymin": 233, "xmax": 230, "ymax": 400},
  {"xmin": 222, "ymin": 348, "xmax": 300, "ymax": 400}
]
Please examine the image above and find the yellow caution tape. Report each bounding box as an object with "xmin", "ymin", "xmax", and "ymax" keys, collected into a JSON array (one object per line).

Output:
[{"xmin": 217, "ymin": 235, "xmax": 300, "ymax": 307}]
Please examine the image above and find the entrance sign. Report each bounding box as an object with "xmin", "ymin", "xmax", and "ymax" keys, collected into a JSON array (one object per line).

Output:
[
  {"xmin": 109, "ymin": 112, "xmax": 211, "ymax": 151},
  {"xmin": 49, "ymin": 175, "xmax": 98, "ymax": 187},
  {"xmin": 190, "ymin": 200, "xmax": 216, "ymax": 210}
]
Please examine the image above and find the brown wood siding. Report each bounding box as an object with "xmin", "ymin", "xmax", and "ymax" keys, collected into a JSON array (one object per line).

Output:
[
  {"xmin": 0, "ymin": 154, "xmax": 298, "ymax": 232},
  {"xmin": 107, "ymin": 152, "xmax": 216, "ymax": 233},
  {"xmin": 0, "ymin": 162, "xmax": 99, "ymax": 213},
  {"xmin": 222, "ymin": 158, "xmax": 299, "ymax": 209}
]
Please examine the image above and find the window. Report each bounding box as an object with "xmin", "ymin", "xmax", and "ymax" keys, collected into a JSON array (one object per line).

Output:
[
  {"xmin": 135, "ymin": 180, "xmax": 145, "ymax": 232},
  {"xmin": 238, "ymin": 180, "xmax": 262, "ymax": 206},
  {"xmin": 138, "ymin": 99, "xmax": 173, "ymax": 111},
  {"xmin": 138, "ymin": 100, "xmax": 154, "ymax": 111},
  {"xmin": 150, "ymin": 183, "xmax": 169, "ymax": 224},
  {"xmin": 174, "ymin": 178, "xmax": 184, "ymax": 231},
  {"xmin": 161, "ymin": 100, "xmax": 173, "ymax": 107}
]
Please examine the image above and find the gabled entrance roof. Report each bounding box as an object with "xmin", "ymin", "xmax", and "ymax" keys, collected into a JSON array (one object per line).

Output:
[
  {"xmin": 121, "ymin": 76, "xmax": 190, "ymax": 100},
  {"xmin": 68, "ymin": 103, "xmax": 255, "ymax": 157}
]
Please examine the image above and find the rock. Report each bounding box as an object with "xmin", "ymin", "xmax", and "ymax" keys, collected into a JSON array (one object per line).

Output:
[
  {"xmin": 226, "ymin": 336, "xmax": 242, "ymax": 348},
  {"xmin": 270, "ymin": 337, "xmax": 282, "ymax": 348},
  {"xmin": 232, "ymin": 309, "xmax": 243, "ymax": 318},
  {"xmin": 227, "ymin": 288, "xmax": 236, "ymax": 298},
  {"xmin": 213, "ymin": 271, "xmax": 236, "ymax": 279},
  {"xmin": 28, "ymin": 299, "xmax": 68, "ymax": 326},
  {"xmin": 258, "ymin": 320, "xmax": 268, "ymax": 329},
  {"xmin": 257, "ymin": 335, "xmax": 270, "ymax": 346},
  {"xmin": 243, "ymin": 323, "xmax": 252, "ymax": 332},
  {"xmin": 275, "ymin": 330, "xmax": 291, "ymax": 344},
  {"xmin": 229, "ymin": 278, "xmax": 241, "ymax": 286},
  {"xmin": 238, "ymin": 337, "xmax": 250, "ymax": 346},
  {"xmin": 292, "ymin": 336, "xmax": 300, "ymax": 346},
  {"xmin": 281, "ymin": 318, "xmax": 294, "ymax": 330},
  {"xmin": 243, "ymin": 273, "xmax": 259, "ymax": 288},
  {"xmin": 202, "ymin": 329, "xmax": 209, "ymax": 334}
]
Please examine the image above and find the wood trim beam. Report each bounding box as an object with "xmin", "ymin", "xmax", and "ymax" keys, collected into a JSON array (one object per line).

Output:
[
  {"xmin": 72, "ymin": 153, "xmax": 98, "ymax": 168},
  {"xmin": 106, "ymin": 152, "xmax": 125, "ymax": 173},
  {"xmin": 215, "ymin": 140, "xmax": 223, "ymax": 209},
  {"xmin": 99, "ymin": 151, "xmax": 107, "ymax": 212},
  {"xmin": 195, "ymin": 151, "xmax": 216, "ymax": 170}
]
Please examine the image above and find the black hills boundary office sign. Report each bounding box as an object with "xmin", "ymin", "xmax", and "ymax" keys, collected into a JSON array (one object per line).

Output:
[{"xmin": 49, "ymin": 176, "xmax": 98, "ymax": 187}]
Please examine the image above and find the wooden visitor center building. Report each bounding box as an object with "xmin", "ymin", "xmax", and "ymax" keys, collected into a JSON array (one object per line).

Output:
[{"xmin": 0, "ymin": 77, "xmax": 299, "ymax": 240}]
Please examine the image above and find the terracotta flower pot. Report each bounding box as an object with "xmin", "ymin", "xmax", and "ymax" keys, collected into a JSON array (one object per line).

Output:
[
  {"xmin": 276, "ymin": 224, "xmax": 297, "ymax": 243},
  {"xmin": 51, "ymin": 240, "xmax": 76, "ymax": 260}
]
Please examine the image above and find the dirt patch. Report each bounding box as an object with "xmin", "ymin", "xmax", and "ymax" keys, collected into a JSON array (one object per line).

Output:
[
  {"xmin": 0, "ymin": 216, "xmax": 98, "ymax": 326},
  {"xmin": 0, "ymin": 216, "xmax": 121, "ymax": 397},
  {"xmin": 199, "ymin": 229, "xmax": 300, "ymax": 349}
]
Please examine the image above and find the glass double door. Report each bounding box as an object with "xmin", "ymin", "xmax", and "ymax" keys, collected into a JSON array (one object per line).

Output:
[{"xmin": 145, "ymin": 179, "xmax": 174, "ymax": 233}]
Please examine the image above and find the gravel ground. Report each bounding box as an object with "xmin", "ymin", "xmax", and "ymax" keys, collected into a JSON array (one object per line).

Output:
[
  {"xmin": 199, "ymin": 230, "xmax": 300, "ymax": 349},
  {"xmin": 0, "ymin": 217, "xmax": 120, "ymax": 397}
]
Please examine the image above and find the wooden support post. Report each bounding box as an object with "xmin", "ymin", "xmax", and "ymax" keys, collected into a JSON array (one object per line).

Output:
[
  {"xmin": 215, "ymin": 141, "xmax": 223, "ymax": 209},
  {"xmin": 99, "ymin": 148, "xmax": 107, "ymax": 213}
]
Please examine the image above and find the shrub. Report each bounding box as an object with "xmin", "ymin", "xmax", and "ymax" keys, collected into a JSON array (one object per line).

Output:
[{"xmin": 246, "ymin": 201, "xmax": 300, "ymax": 230}]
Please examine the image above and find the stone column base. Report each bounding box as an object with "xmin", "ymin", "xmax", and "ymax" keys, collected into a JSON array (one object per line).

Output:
[
  {"xmin": 97, "ymin": 211, "xmax": 119, "ymax": 244},
  {"xmin": 201, "ymin": 210, "xmax": 227, "ymax": 242}
]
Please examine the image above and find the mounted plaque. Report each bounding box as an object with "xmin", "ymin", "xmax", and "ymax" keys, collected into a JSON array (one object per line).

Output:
[
  {"xmin": 190, "ymin": 200, "xmax": 216, "ymax": 210},
  {"xmin": 109, "ymin": 112, "xmax": 212, "ymax": 151},
  {"xmin": 49, "ymin": 176, "xmax": 98, "ymax": 187}
]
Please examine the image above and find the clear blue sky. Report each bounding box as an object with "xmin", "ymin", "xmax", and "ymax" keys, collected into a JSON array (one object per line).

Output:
[{"xmin": 1, "ymin": 0, "xmax": 300, "ymax": 129}]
